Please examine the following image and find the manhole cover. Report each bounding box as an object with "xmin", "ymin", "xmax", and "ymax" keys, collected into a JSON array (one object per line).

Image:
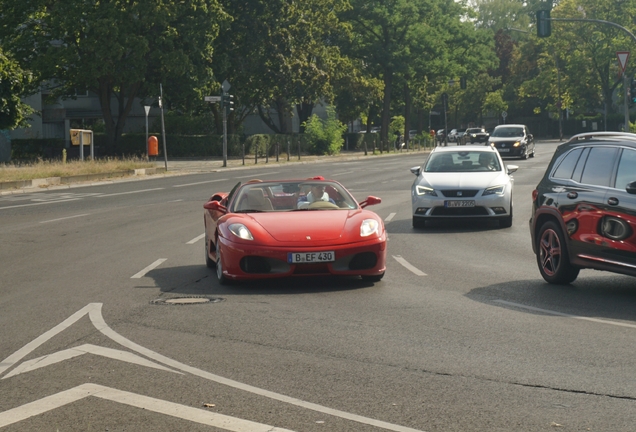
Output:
[{"xmin": 151, "ymin": 297, "xmax": 224, "ymax": 305}]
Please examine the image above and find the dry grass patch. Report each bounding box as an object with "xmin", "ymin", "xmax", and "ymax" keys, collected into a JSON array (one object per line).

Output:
[{"xmin": 0, "ymin": 158, "xmax": 156, "ymax": 182}]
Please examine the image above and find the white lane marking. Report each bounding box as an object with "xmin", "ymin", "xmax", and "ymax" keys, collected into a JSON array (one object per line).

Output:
[
  {"xmin": 0, "ymin": 303, "xmax": 425, "ymax": 432},
  {"xmin": 0, "ymin": 383, "xmax": 296, "ymax": 431},
  {"xmin": 4, "ymin": 344, "xmax": 179, "ymax": 379},
  {"xmin": 0, "ymin": 198, "xmax": 81, "ymax": 210},
  {"xmin": 236, "ymin": 171, "xmax": 280, "ymax": 179},
  {"xmin": 393, "ymin": 256, "xmax": 427, "ymax": 276},
  {"xmin": 331, "ymin": 171, "xmax": 355, "ymax": 176},
  {"xmin": 39, "ymin": 213, "xmax": 89, "ymax": 224},
  {"xmin": 494, "ymin": 300, "xmax": 636, "ymax": 329},
  {"xmin": 187, "ymin": 233, "xmax": 205, "ymax": 244},
  {"xmin": 130, "ymin": 259, "xmax": 167, "ymax": 279},
  {"xmin": 168, "ymin": 199, "xmax": 183, "ymax": 202},
  {"xmin": 173, "ymin": 178, "xmax": 228, "ymax": 188},
  {"xmin": 95, "ymin": 187, "xmax": 164, "ymax": 197},
  {"xmin": 385, "ymin": 213, "xmax": 396, "ymax": 222}
]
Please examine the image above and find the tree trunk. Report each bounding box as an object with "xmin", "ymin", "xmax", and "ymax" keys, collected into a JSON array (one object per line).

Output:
[
  {"xmin": 296, "ymin": 97, "xmax": 314, "ymax": 133},
  {"xmin": 97, "ymin": 78, "xmax": 140, "ymax": 155},
  {"xmin": 380, "ymin": 70, "xmax": 393, "ymax": 153}
]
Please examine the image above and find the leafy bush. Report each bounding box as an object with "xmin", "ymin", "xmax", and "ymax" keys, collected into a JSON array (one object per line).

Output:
[{"xmin": 303, "ymin": 106, "xmax": 347, "ymax": 155}]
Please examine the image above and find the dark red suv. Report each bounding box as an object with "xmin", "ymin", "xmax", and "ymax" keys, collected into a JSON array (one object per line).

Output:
[{"xmin": 530, "ymin": 132, "xmax": 636, "ymax": 284}]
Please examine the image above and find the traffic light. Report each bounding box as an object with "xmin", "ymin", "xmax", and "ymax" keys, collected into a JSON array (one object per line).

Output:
[
  {"xmin": 536, "ymin": 10, "xmax": 551, "ymax": 38},
  {"xmin": 222, "ymin": 93, "xmax": 234, "ymax": 114},
  {"xmin": 460, "ymin": 77, "xmax": 467, "ymax": 90}
]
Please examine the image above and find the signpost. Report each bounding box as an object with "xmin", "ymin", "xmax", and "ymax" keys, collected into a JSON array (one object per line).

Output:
[
  {"xmin": 501, "ymin": 111, "xmax": 508, "ymax": 124},
  {"xmin": 221, "ymin": 80, "xmax": 231, "ymax": 167},
  {"xmin": 70, "ymin": 129, "xmax": 93, "ymax": 161},
  {"xmin": 618, "ymin": 51, "xmax": 630, "ymax": 131}
]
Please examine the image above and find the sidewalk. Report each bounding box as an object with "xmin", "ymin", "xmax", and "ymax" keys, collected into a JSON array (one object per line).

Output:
[{"xmin": 0, "ymin": 148, "xmax": 431, "ymax": 195}]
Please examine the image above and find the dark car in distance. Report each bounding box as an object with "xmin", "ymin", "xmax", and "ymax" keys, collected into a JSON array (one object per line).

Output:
[
  {"xmin": 529, "ymin": 132, "xmax": 636, "ymax": 284},
  {"xmin": 461, "ymin": 127, "xmax": 490, "ymax": 145},
  {"xmin": 488, "ymin": 124, "xmax": 535, "ymax": 159}
]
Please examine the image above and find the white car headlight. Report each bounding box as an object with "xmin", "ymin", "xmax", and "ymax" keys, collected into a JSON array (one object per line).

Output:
[
  {"xmin": 513, "ymin": 141, "xmax": 521, "ymax": 147},
  {"xmin": 415, "ymin": 185, "xmax": 437, "ymax": 196},
  {"xmin": 229, "ymin": 223, "xmax": 254, "ymax": 240},
  {"xmin": 483, "ymin": 185, "xmax": 505, "ymax": 196},
  {"xmin": 360, "ymin": 219, "xmax": 379, "ymax": 237}
]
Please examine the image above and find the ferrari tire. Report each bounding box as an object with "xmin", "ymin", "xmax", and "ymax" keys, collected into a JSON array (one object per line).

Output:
[
  {"xmin": 361, "ymin": 272, "xmax": 384, "ymax": 282},
  {"xmin": 536, "ymin": 221, "xmax": 580, "ymax": 284},
  {"xmin": 215, "ymin": 239, "xmax": 230, "ymax": 285},
  {"xmin": 205, "ymin": 233, "xmax": 215, "ymax": 268},
  {"xmin": 413, "ymin": 216, "xmax": 427, "ymax": 229}
]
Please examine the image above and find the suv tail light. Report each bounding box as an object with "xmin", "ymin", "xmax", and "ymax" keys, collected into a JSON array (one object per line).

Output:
[{"xmin": 532, "ymin": 189, "xmax": 538, "ymax": 201}]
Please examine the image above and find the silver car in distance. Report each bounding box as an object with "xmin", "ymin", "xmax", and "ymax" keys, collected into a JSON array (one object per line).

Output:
[{"xmin": 410, "ymin": 146, "xmax": 518, "ymax": 229}]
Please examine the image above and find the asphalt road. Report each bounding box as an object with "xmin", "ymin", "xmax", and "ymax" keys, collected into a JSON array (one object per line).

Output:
[{"xmin": 1, "ymin": 141, "xmax": 636, "ymax": 431}]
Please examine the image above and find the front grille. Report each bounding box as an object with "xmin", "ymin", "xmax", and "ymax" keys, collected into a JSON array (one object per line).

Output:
[
  {"xmin": 293, "ymin": 263, "xmax": 330, "ymax": 274},
  {"xmin": 349, "ymin": 252, "xmax": 377, "ymax": 270},
  {"xmin": 441, "ymin": 189, "xmax": 478, "ymax": 197},
  {"xmin": 431, "ymin": 207, "xmax": 489, "ymax": 216},
  {"xmin": 240, "ymin": 256, "xmax": 271, "ymax": 274}
]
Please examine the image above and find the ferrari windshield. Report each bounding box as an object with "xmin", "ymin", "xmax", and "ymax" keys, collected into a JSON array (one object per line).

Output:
[
  {"xmin": 424, "ymin": 151, "xmax": 502, "ymax": 173},
  {"xmin": 491, "ymin": 127, "xmax": 524, "ymax": 137},
  {"xmin": 229, "ymin": 180, "xmax": 359, "ymax": 212}
]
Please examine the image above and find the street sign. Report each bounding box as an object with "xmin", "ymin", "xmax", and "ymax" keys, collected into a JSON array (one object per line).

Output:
[
  {"xmin": 617, "ymin": 51, "xmax": 630, "ymax": 76},
  {"xmin": 501, "ymin": 111, "xmax": 508, "ymax": 119},
  {"xmin": 204, "ymin": 96, "xmax": 221, "ymax": 102},
  {"xmin": 222, "ymin": 79, "xmax": 231, "ymax": 93}
]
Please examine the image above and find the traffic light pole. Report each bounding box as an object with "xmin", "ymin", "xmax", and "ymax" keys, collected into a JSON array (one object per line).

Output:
[
  {"xmin": 222, "ymin": 93, "xmax": 227, "ymax": 168},
  {"xmin": 625, "ymin": 73, "xmax": 630, "ymax": 132}
]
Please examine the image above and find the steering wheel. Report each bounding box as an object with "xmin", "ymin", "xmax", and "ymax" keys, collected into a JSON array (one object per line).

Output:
[{"xmin": 308, "ymin": 201, "xmax": 340, "ymax": 210}]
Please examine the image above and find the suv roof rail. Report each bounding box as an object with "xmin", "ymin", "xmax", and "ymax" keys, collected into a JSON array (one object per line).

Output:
[{"xmin": 568, "ymin": 132, "xmax": 636, "ymax": 142}]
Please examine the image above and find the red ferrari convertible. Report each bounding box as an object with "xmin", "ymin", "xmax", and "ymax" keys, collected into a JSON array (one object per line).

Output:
[{"xmin": 203, "ymin": 177, "xmax": 387, "ymax": 284}]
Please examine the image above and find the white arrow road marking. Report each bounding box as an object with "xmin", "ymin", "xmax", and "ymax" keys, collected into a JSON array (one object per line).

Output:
[
  {"xmin": 0, "ymin": 303, "xmax": 425, "ymax": 432},
  {"xmin": 3, "ymin": 344, "xmax": 180, "ymax": 379},
  {"xmin": 494, "ymin": 300, "xmax": 636, "ymax": 329},
  {"xmin": 131, "ymin": 258, "xmax": 167, "ymax": 278},
  {"xmin": 393, "ymin": 255, "xmax": 427, "ymax": 276},
  {"xmin": 0, "ymin": 383, "xmax": 296, "ymax": 431},
  {"xmin": 187, "ymin": 233, "xmax": 205, "ymax": 244}
]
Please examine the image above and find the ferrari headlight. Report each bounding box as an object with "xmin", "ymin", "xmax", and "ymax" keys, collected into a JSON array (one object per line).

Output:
[
  {"xmin": 513, "ymin": 141, "xmax": 521, "ymax": 147},
  {"xmin": 360, "ymin": 219, "xmax": 379, "ymax": 237},
  {"xmin": 229, "ymin": 223, "xmax": 254, "ymax": 240},
  {"xmin": 415, "ymin": 185, "xmax": 437, "ymax": 196},
  {"xmin": 483, "ymin": 185, "xmax": 505, "ymax": 196}
]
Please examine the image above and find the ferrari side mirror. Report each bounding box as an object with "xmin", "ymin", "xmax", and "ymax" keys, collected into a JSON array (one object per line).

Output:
[
  {"xmin": 204, "ymin": 200, "xmax": 227, "ymax": 213},
  {"xmin": 360, "ymin": 196, "xmax": 381, "ymax": 208}
]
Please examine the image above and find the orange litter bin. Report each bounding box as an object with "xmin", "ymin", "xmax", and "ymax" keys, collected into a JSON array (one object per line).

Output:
[{"xmin": 148, "ymin": 135, "xmax": 159, "ymax": 157}]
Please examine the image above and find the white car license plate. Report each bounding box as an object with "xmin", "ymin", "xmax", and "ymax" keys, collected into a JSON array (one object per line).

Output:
[
  {"xmin": 498, "ymin": 148, "xmax": 510, "ymax": 152},
  {"xmin": 288, "ymin": 251, "xmax": 335, "ymax": 263},
  {"xmin": 445, "ymin": 200, "xmax": 475, "ymax": 208}
]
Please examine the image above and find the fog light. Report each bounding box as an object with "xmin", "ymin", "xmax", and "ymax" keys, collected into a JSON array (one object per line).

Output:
[
  {"xmin": 491, "ymin": 207, "xmax": 506, "ymax": 214},
  {"xmin": 415, "ymin": 207, "xmax": 429, "ymax": 215}
]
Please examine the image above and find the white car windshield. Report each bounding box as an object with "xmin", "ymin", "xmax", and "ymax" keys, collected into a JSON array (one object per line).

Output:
[
  {"xmin": 491, "ymin": 127, "xmax": 524, "ymax": 137},
  {"xmin": 424, "ymin": 151, "xmax": 502, "ymax": 173}
]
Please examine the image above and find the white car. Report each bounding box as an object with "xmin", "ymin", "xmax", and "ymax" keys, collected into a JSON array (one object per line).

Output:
[{"xmin": 410, "ymin": 146, "xmax": 518, "ymax": 229}]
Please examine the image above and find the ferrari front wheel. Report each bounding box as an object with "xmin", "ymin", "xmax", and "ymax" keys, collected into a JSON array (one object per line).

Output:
[
  {"xmin": 205, "ymin": 233, "xmax": 215, "ymax": 268},
  {"xmin": 215, "ymin": 240, "xmax": 230, "ymax": 285}
]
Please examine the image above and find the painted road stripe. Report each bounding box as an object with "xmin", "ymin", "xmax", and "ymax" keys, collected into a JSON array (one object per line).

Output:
[
  {"xmin": 0, "ymin": 198, "xmax": 81, "ymax": 210},
  {"xmin": 173, "ymin": 178, "xmax": 228, "ymax": 188},
  {"xmin": 331, "ymin": 171, "xmax": 356, "ymax": 176},
  {"xmin": 95, "ymin": 188, "xmax": 164, "ymax": 197},
  {"xmin": 385, "ymin": 213, "xmax": 396, "ymax": 222},
  {"xmin": 494, "ymin": 300, "xmax": 636, "ymax": 329},
  {"xmin": 187, "ymin": 233, "xmax": 205, "ymax": 244},
  {"xmin": 40, "ymin": 213, "xmax": 89, "ymax": 224},
  {"xmin": 130, "ymin": 259, "xmax": 167, "ymax": 279},
  {"xmin": 0, "ymin": 303, "xmax": 425, "ymax": 432},
  {"xmin": 236, "ymin": 171, "xmax": 280, "ymax": 179},
  {"xmin": 0, "ymin": 383, "xmax": 296, "ymax": 431},
  {"xmin": 392, "ymin": 255, "xmax": 427, "ymax": 276}
]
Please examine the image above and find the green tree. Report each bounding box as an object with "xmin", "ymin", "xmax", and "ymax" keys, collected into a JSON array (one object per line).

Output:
[
  {"xmin": 0, "ymin": 0, "xmax": 226, "ymax": 153},
  {"xmin": 0, "ymin": 49, "xmax": 34, "ymax": 130},
  {"xmin": 303, "ymin": 106, "xmax": 348, "ymax": 155}
]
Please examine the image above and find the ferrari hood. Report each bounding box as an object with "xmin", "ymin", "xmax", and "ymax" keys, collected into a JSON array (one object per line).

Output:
[{"xmin": 249, "ymin": 211, "xmax": 350, "ymax": 242}]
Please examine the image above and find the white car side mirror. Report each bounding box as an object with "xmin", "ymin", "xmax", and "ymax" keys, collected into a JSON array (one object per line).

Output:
[{"xmin": 507, "ymin": 165, "xmax": 519, "ymax": 174}]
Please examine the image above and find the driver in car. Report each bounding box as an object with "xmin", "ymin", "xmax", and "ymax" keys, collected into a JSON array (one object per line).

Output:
[{"xmin": 297, "ymin": 184, "xmax": 336, "ymax": 208}]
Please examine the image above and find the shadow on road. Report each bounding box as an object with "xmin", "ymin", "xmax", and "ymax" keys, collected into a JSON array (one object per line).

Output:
[
  {"xmin": 386, "ymin": 217, "xmax": 504, "ymax": 234},
  {"xmin": 141, "ymin": 264, "xmax": 380, "ymax": 297},
  {"xmin": 466, "ymin": 274, "xmax": 636, "ymax": 324}
]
